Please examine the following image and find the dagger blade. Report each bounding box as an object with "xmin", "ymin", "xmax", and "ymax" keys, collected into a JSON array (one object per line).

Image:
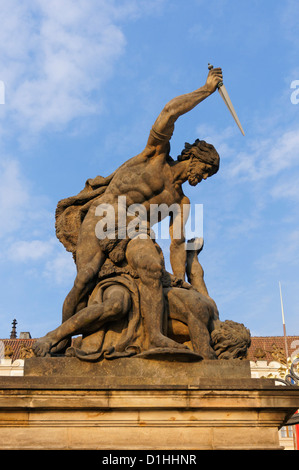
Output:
[
  {"xmin": 218, "ymin": 84, "xmax": 245, "ymax": 136},
  {"xmin": 208, "ymin": 63, "xmax": 245, "ymax": 136}
]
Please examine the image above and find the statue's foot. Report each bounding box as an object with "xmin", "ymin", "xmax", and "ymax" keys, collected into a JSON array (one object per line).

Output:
[
  {"xmin": 198, "ymin": 347, "xmax": 218, "ymax": 360},
  {"xmin": 149, "ymin": 333, "xmax": 189, "ymax": 350},
  {"xmin": 187, "ymin": 237, "xmax": 204, "ymax": 255},
  {"xmin": 50, "ymin": 338, "xmax": 71, "ymax": 355},
  {"xmin": 32, "ymin": 337, "xmax": 53, "ymax": 357}
]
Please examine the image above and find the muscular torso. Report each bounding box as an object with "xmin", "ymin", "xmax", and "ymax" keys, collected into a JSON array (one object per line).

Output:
[{"xmin": 89, "ymin": 146, "xmax": 187, "ymax": 225}]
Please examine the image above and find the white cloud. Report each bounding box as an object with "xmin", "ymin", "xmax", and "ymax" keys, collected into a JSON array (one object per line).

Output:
[
  {"xmin": 271, "ymin": 176, "xmax": 299, "ymax": 201},
  {"xmin": 280, "ymin": 0, "xmax": 299, "ymax": 43},
  {"xmin": 221, "ymin": 125, "xmax": 299, "ymax": 183},
  {"xmin": 8, "ymin": 238, "xmax": 56, "ymax": 262},
  {"xmin": 43, "ymin": 248, "xmax": 76, "ymax": 285},
  {"xmin": 0, "ymin": 0, "xmax": 166, "ymax": 134},
  {"xmin": 256, "ymin": 229, "xmax": 299, "ymax": 274},
  {"xmin": 0, "ymin": 156, "xmax": 53, "ymax": 240},
  {"xmin": 0, "ymin": 0, "xmax": 167, "ymax": 286},
  {"xmin": 195, "ymin": 123, "xmax": 237, "ymax": 161},
  {"xmin": 6, "ymin": 1, "xmax": 125, "ymax": 132},
  {"xmin": 0, "ymin": 159, "xmax": 30, "ymax": 237},
  {"xmin": 6, "ymin": 236, "xmax": 76, "ymax": 286}
]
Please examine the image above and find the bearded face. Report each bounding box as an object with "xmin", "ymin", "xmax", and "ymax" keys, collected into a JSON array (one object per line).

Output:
[
  {"xmin": 187, "ymin": 159, "xmax": 201, "ymax": 186},
  {"xmin": 178, "ymin": 139, "xmax": 220, "ymax": 186},
  {"xmin": 187, "ymin": 158, "xmax": 211, "ymax": 186}
]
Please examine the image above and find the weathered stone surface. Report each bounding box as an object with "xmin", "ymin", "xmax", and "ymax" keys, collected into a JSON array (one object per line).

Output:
[
  {"xmin": 23, "ymin": 356, "xmax": 251, "ymax": 385},
  {"xmin": 32, "ymin": 66, "xmax": 251, "ymax": 364},
  {"xmin": 0, "ymin": 373, "xmax": 298, "ymax": 450}
]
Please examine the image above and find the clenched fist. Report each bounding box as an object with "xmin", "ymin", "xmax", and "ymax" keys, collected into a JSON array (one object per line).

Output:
[{"xmin": 205, "ymin": 66, "xmax": 223, "ymax": 94}]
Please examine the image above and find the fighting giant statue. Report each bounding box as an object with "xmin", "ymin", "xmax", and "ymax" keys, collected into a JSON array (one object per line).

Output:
[{"xmin": 33, "ymin": 67, "xmax": 250, "ymax": 361}]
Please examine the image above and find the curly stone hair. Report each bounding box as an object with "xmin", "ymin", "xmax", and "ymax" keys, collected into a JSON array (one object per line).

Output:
[
  {"xmin": 211, "ymin": 320, "xmax": 251, "ymax": 360},
  {"xmin": 178, "ymin": 139, "xmax": 220, "ymax": 176}
]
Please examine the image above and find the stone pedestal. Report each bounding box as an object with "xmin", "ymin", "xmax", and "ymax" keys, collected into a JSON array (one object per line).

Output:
[{"xmin": 0, "ymin": 357, "xmax": 298, "ymax": 450}]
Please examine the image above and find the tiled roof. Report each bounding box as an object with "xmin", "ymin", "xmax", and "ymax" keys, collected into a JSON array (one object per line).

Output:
[
  {"xmin": 0, "ymin": 338, "xmax": 36, "ymax": 362},
  {"xmin": 248, "ymin": 336, "xmax": 299, "ymax": 364}
]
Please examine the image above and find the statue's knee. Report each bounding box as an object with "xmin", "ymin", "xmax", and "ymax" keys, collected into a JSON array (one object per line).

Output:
[
  {"xmin": 126, "ymin": 238, "xmax": 163, "ymax": 285},
  {"xmin": 138, "ymin": 261, "xmax": 163, "ymax": 286},
  {"xmin": 150, "ymin": 261, "xmax": 163, "ymax": 279},
  {"xmin": 107, "ymin": 298, "xmax": 123, "ymax": 315},
  {"xmin": 103, "ymin": 285, "xmax": 131, "ymax": 316}
]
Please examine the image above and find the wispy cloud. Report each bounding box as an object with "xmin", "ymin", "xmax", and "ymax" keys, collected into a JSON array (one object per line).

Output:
[
  {"xmin": 43, "ymin": 248, "xmax": 76, "ymax": 285},
  {"xmin": 0, "ymin": 0, "xmax": 166, "ymax": 135},
  {"xmin": 228, "ymin": 127, "xmax": 299, "ymax": 182},
  {"xmin": 255, "ymin": 229, "xmax": 299, "ymax": 274},
  {"xmin": 0, "ymin": 156, "xmax": 53, "ymax": 239},
  {"xmin": 0, "ymin": 0, "xmax": 167, "ymax": 288},
  {"xmin": 0, "ymin": 158, "xmax": 30, "ymax": 237},
  {"xmin": 197, "ymin": 118, "xmax": 299, "ymax": 189},
  {"xmin": 6, "ymin": 236, "xmax": 76, "ymax": 286},
  {"xmin": 271, "ymin": 174, "xmax": 299, "ymax": 201},
  {"xmin": 0, "ymin": 1, "xmax": 124, "ymax": 133},
  {"xmin": 0, "ymin": 157, "xmax": 75, "ymax": 286},
  {"xmin": 8, "ymin": 238, "xmax": 57, "ymax": 262}
]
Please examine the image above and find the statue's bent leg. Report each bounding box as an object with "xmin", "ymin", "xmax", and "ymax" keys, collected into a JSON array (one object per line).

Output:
[
  {"xmin": 53, "ymin": 247, "xmax": 105, "ymax": 354},
  {"xmin": 126, "ymin": 236, "xmax": 188, "ymax": 350},
  {"xmin": 62, "ymin": 249, "xmax": 105, "ymax": 321},
  {"xmin": 165, "ymin": 287, "xmax": 217, "ymax": 359},
  {"xmin": 62, "ymin": 206, "xmax": 108, "ymax": 324},
  {"xmin": 33, "ymin": 285, "xmax": 131, "ymax": 357}
]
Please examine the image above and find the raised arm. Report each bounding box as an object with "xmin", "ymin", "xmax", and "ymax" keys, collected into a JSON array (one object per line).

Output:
[{"xmin": 147, "ymin": 67, "xmax": 223, "ymax": 147}]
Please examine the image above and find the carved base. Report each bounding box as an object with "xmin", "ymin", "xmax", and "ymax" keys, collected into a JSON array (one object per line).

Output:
[
  {"xmin": 0, "ymin": 358, "xmax": 298, "ymax": 450},
  {"xmin": 23, "ymin": 356, "xmax": 250, "ymax": 384}
]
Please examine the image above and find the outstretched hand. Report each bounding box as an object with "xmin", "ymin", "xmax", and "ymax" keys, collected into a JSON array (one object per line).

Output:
[{"xmin": 205, "ymin": 67, "xmax": 223, "ymax": 93}]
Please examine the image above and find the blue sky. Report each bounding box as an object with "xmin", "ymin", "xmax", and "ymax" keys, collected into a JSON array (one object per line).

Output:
[{"xmin": 0, "ymin": 0, "xmax": 298, "ymax": 340}]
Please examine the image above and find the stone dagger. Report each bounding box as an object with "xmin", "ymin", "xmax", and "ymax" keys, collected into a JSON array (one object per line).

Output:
[{"xmin": 208, "ymin": 63, "xmax": 245, "ymax": 136}]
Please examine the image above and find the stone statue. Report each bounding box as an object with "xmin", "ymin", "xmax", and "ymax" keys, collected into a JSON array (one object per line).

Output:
[{"xmin": 33, "ymin": 67, "xmax": 251, "ymax": 361}]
